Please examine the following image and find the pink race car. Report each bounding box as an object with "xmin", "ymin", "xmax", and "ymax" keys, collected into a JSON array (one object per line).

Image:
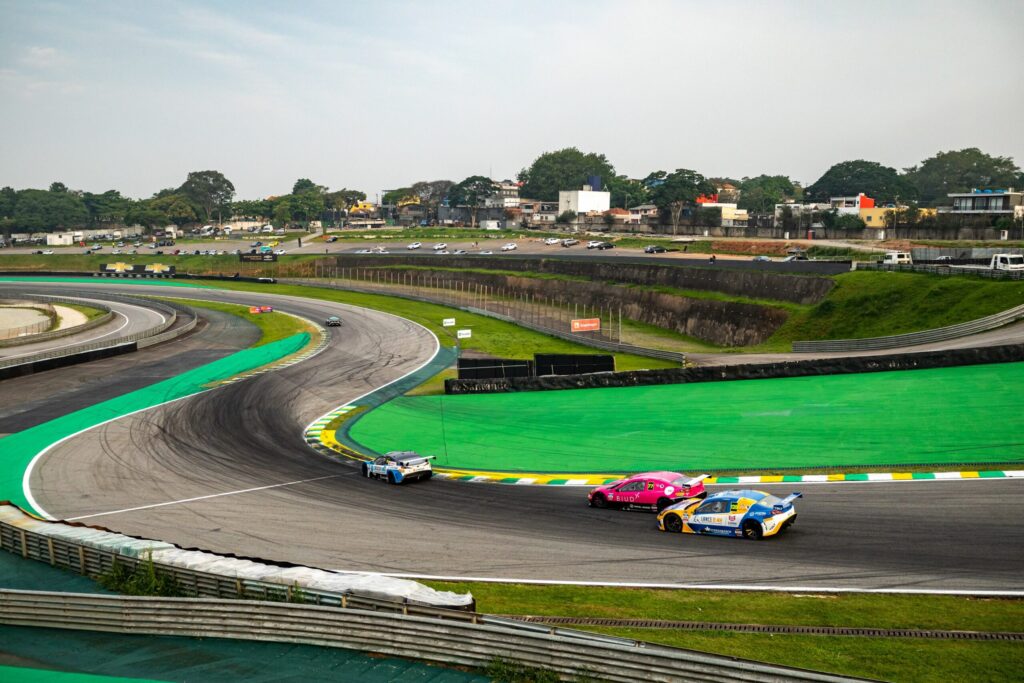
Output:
[{"xmin": 588, "ymin": 472, "xmax": 709, "ymax": 512}]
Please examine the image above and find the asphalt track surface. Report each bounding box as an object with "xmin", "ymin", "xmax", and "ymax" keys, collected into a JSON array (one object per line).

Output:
[
  {"xmin": 14, "ymin": 281, "xmax": 1024, "ymax": 591},
  {"xmin": 0, "ymin": 295, "xmax": 167, "ymax": 360}
]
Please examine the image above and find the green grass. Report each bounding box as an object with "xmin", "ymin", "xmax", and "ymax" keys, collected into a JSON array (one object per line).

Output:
[
  {"xmin": 761, "ymin": 270, "xmax": 1024, "ymax": 351},
  {"xmin": 423, "ymin": 582, "xmax": 1024, "ymax": 631},
  {"xmin": 421, "ymin": 581, "xmax": 1024, "ymax": 682},
  {"xmin": 192, "ymin": 280, "xmax": 678, "ymax": 369},
  {"xmin": 585, "ymin": 630, "xmax": 1023, "ymax": 683},
  {"xmin": 59, "ymin": 301, "xmax": 108, "ymax": 321},
  {"xmin": 154, "ymin": 296, "xmax": 313, "ymax": 346},
  {"xmin": 351, "ymin": 361, "xmax": 1024, "ymax": 472}
]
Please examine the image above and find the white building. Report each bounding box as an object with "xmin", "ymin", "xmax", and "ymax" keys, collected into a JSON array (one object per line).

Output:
[
  {"xmin": 485, "ymin": 180, "xmax": 521, "ymax": 209},
  {"xmin": 830, "ymin": 194, "xmax": 875, "ymax": 216},
  {"xmin": 46, "ymin": 232, "xmax": 83, "ymax": 246},
  {"xmin": 697, "ymin": 202, "xmax": 749, "ymax": 228},
  {"xmin": 559, "ymin": 186, "xmax": 611, "ymax": 216}
]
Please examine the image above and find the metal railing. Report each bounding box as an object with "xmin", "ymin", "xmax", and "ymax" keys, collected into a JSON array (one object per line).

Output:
[
  {"xmin": 855, "ymin": 262, "xmax": 1024, "ymax": 280},
  {"xmin": 793, "ymin": 303, "xmax": 1024, "ymax": 352},
  {"xmin": 0, "ymin": 292, "xmax": 195, "ymax": 370},
  {"xmin": 0, "ymin": 589, "xmax": 868, "ymax": 683},
  {"xmin": 282, "ymin": 278, "xmax": 686, "ymax": 365}
]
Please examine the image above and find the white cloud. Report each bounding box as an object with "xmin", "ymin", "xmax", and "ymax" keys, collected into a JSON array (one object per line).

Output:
[{"xmin": 19, "ymin": 46, "xmax": 65, "ymax": 68}]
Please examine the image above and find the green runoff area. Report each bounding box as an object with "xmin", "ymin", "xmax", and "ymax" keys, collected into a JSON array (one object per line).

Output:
[
  {"xmin": 153, "ymin": 296, "xmax": 314, "ymax": 346},
  {"xmin": 352, "ymin": 360, "xmax": 1024, "ymax": 473},
  {"xmin": 423, "ymin": 581, "xmax": 1024, "ymax": 683}
]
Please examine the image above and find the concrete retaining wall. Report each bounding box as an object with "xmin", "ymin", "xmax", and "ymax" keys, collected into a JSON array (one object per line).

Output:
[{"xmin": 445, "ymin": 343, "xmax": 1024, "ymax": 394}]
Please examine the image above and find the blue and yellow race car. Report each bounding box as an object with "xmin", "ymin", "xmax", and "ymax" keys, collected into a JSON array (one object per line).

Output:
[{"xmin": 656, "ymin": 489, "xmax": 801, "ymax": 539}]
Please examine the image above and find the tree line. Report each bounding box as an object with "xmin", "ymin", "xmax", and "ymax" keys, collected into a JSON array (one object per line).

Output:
[{"xmin": 1, "ymin": 147, "xmax": 1020, "ymax": 234}]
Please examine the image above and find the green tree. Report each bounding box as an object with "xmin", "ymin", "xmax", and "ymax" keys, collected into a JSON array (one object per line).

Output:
[
  {"xmin": 806, "ymin": 160, "xmax": 914, "ymax": 203},
  {"xmin": 178, "ymin": 170, "xmax": 235, "ymax": 223},
  {"xmin": 325, "ymin": 189, "xmax": 367, "ymax": 210},
  {"xmin": 517, "ymin": 148, "xmax": 617, "ymax": 201},
  {"xmin": 150, "ymin": 194, "xmax": 197, "ymax": 227},
  {"xmin": 0, "ymin": 186, "xmax": 16, "ymax": 219},
  {"xmin": 12, "ymin": 188, "xmax": 88, "ymax": 230},
  {"xmin": 646, "ymin": 169, "xmax": 715, "ymax": 232},
  {"xmin": 605, "ymin": 175, "xmax": 649, "ymax": 209},
  {"xmin": 292, "ymin": 178, "xmax": 327, "ymax": 195},
  {"xmin": 904, "ymin": 148, "xmax": 1021, "ymax": 206},
  {"xmin": 49, "ymin": 181, "xmax": 68, "ymax": 193},
  {"xmin": 556, "ymin": 210, "xmax": 575, "ymax": 225},
  {"xmin": 382, "ymin": 187, "xmax": 414, "ymax": 205},
  {"xmin": 124, "ymin": 198, "xmax": 170, "ymax": 229},
  {"xmin": 410, "ymin": 180, "xmax": 454, "ymax": 207},
  {"xmin": 448, "ymin": 175, "xmax": 497, "ymax": 227},
  {"xmin": 83, "ymin": 190, "xmax": 130, "ymax": 226},
  {"xmin": 231, "ymin": 199, "xmax": 272, "ymax": 220},
  {"xmin": 737, "ymin": 175, "xmax": 800, "ymax": 213},
  {"xmin": 834, "ymin": 213, "xmax": 866, "ymax": 230}
]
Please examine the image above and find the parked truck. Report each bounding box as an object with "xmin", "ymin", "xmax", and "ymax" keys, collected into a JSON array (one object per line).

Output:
[{"xmin": 988, "ymin": 253, "xmax": 1024, "ymax": 271}]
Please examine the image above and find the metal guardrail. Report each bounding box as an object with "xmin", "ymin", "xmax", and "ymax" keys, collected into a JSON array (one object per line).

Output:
[
  {"xmin": 855, "ymin": 262, "xmax": 1024, "ymax": 280},
  {"xmin": 0, "ymin": 589, "xmax": 869, "ymax": 683},
  {"xmin": 793, "ymin": 302, "xmax": 1024, "ymax": 352},
  {"xmin": 0, "ymin": 296, "xmax": 113, "ymax": 347},
  {"xmin": 0, "ymin": 292, "xmax": 195, "ymax": 369},
  {"xmin": 281, "ymin": 278, "xmax": 686, "ymax": 365}
]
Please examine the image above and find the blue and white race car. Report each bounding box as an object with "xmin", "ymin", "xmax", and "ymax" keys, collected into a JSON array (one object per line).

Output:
[
  {"xmin": 360, "ymin": 451, "xmax": 434, "ymax": 484},
  {"xmin": 656, "ymin": 489, "xmax": 802, "ymax": 539}
]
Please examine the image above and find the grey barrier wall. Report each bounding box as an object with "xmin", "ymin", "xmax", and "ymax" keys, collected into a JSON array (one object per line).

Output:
[
  {"xmin": 281, "ymin": 278, "xmax": 685, "ymax": 364},
  {"xmin": 793, "ymin": 303, "xmax": 1024, "ymax": 352},
  {"xmin": 445, "ymin": 342, "xmax": 1024, "ymax": 395},
  {"xmin": 0, "ymin": 590, "xmax": 868, "ymax": 683},
  {"xmin": 0, "ymin": 342, "xmax": 138, "ymax": 381},
  {"xmin": 854, "ymin": 262, "xmax": 1024, "ymax": 280},
  {"xmin": 0, "ymin": 300, "xmax": 54, "ymax": 340},
  {"xmin": 0, "ymin": 296, "xmax": 113, "ymax": 348},
  {"xmin": 323, "ymin": 254, "xmax": 838, "ymax": 304}
]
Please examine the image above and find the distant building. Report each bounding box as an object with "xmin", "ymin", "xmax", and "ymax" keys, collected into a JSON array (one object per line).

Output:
[
  {"xmin": 938, "ymin": 188, "xmax": 1023, "ymax": 219},
  {"xmin": 830, "ymin": 194, "xmax": 875, "ymax": 215},
  {"xmin": 773, "ymin": 202, "xmax": 831, "ymax": 229},
  {"xmin": 519, "ymin": 199, "xmax": 558, "ymax": 225},
  {"xmin": 628, "ymin": 203, "xmax": 659, "ymax": 225},
  {"xmin": 559, "ymin": 186, "xmax": 611, "ymax": 216},
  {"xmin": 697, "ymin": 202, "xmax": 749, "ymax": 227},
  {"xmin": 485, "ymin": 180, "xmax": 521, "ymax": 209}
]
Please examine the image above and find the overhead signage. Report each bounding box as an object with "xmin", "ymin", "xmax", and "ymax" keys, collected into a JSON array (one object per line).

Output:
[
  {"xmin": 442, "ymin": 318, "xmax": 456, "ymax": 327},
  {"xmin": 571, "ymin": 318, "xmax": 601, "ymax": 332},
  {"xmin": 457, "ymin": 329, "xmax": 472, "ymax": 339}
]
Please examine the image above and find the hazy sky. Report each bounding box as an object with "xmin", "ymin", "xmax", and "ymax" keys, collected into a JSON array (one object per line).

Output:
[{"xmin": 1, "ymin": 1, "xmax": 1022, "ymax": 200}]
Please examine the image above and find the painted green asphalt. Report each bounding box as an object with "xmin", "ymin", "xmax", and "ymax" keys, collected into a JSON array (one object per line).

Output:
[
  {"xmin": 0, "ymin": 666, "xmax": 159, "ymax": 683},
  {"xmin": 0, "ymin": 626, "xmax": 488, "ymax": 683},
  {"xmin": 351, "ymin": 361, "xmax": 1024, "ymax": 473},
  {"xmin": 0, "ymin": 333, "xmax": 309, "ymax": 513},
  {"xmin": 0, "ymin": 277, "xmax": 206, "ymax": 287}
]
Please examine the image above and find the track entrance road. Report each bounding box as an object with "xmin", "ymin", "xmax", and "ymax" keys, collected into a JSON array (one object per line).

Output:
[{"xmin": 18, "ymin": 281, "xmax": 1024, "ymax": 592}]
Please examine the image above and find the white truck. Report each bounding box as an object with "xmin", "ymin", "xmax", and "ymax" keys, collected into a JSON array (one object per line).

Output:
[
  {"xmin": 881, "ymin": 251, "xmax": 912, "ymax": 265},
  {"xmin": 988, "ymin": 253, "xmax": 1024, "ymax": 271}
]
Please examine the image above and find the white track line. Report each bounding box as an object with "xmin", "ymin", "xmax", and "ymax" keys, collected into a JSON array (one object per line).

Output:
[
  {"xmin": 328, "ymin": 571, "xmax": 1024, "ymax": 597},
  {"xmin": 66, "ymin": 475, "xmax": 339, "ymax": 521}
]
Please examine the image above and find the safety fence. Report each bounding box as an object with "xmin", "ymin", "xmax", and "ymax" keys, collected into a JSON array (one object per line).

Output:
[
  {"xmin": 282, "ymin": 277, "xmax": 686, "ymax": 364},
  {"xmin": 0, "ymin": 296, "xmax": 113, "ymax": 347},
  {"xmin": 0, "ymin": 590, "xmax": 867, "ymax": 683},
  {"xmin": 0, "ymin": 300, "xmax": 56, "ymax": 340},
  {"xmin": 793, "ymin": 303, "xmax": 1024, "ymax": 352},
  {"xmin": 0, "ymin": 292, "xmax": 195, "ymax": 370}
]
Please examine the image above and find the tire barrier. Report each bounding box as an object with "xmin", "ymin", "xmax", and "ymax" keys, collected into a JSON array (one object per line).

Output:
[
  {"xmin": 0, "ymin": 590, "xmax": 870, "ymax": 683},
  {"xmin": 445, "ymin": 342, "xmax": 1024, "ymax": 394},
  {"xmin": 793, "ymin": 302, "xmax": 1024, "ymax": 352}
]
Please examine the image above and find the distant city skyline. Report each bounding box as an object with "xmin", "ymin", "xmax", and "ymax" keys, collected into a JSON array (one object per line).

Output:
[{"xmin": 1, "ymin": 0, "xmax": 1022, "ymax": 199}]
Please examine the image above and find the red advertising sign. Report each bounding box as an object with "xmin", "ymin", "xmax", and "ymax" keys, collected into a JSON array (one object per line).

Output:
[{"xmin": 571, "ymin": 318, "xmax": 601, "ymax": 332}]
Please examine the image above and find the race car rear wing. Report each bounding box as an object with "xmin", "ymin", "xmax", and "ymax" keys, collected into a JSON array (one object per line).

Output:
[
  {"xmin": 684, "ymin": 474, "xmax": 709, "ymax": 487},
  {"xmin": 774, "ymin": 492, "xmax": 803, "ymax": 510}
]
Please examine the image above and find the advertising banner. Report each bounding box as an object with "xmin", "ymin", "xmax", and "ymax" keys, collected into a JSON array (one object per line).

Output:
[
  {"xmin": 99, "ymin": 263, "xmax": 176, "ymax": 276},
  {"xmin": 442, "ymin": 318, "xmax": 456, "ymax": 327},
  {"xmin": 239, "ymin": 253, "xmax": 278, "ymax": 262},
  {"xmin": 571, "ymin": 318, "xmax": 601, "ymax": 332},
  {"xmin": 457, "ymin": 329, "xmax": 472, "ymax": 339}
]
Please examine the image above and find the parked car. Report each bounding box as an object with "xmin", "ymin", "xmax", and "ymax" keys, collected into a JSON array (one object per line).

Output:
[
  {"xmin": 41, "ymin": 250, "xmax": 54, "ymax": 255},
  {"xmin": 544, "ymin": 237, "xmax": 562, "ymax": 245},
  {"xmin": 436, "ymin": 250, "xmax": 450, "ymax": 255},
  {"xmin": 586, "ymin": 240, "xmax": 604, "ymax": 249},
  {"xmin": 273, "ymin": 249, "xmax": 287, "ymax": 255},
  {"xmin": 657, "ymin": 490, "xmax": 802, "ymax": 539},
  {"xmin": 589, "ymin": 473, "xmax": 709, "ymax": 512},
  {"xmin": 594, "ymin": 242, "xmax": 614, "ymax": 250},
  {"xmin": 355, "ymin": 249, "xmax": 373, "ymax": 254},
  {"xmin": 501, "ymin": 242, "xmax": 518, "ymax": 251},
  {"xmin": 432, "ymin": 243, "xmax": 448, "ymax": 250},
  {"xmin": 360, "ymin": 451, "xmax": 434, "ymax": 484},
  {"xmin": 479, "ymin": 250, "xmax": 494, "ymax": 255},
  {"xmin": 407, "ymin": 242, "xmax": 422, "ymax": 250},
  {"xmin": 325, "ymin": 236, "xmax": 338, "ymax": 243},
  {"xmin": 561, "ymin": 239, "xmax": 579, "ymax": 247},
  {"xmin": 935, "ymin": 255, "xmax": 953, "ymax": 262},
  {"xmin": 453, "ymin": 249, "xmax": 467, "ymax": 255},
  {"xmin": 752, "ymin": 255, "xmax": 772, "ymax": 262},
  {"xmin": 644, "ymin": 245, "xmax": 667, "ymax": 254}
]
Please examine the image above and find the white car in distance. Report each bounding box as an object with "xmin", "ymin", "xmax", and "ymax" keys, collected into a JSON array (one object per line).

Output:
[
  {"xmin": 432, "ymin": 243, "xmax": 448, "ymax": 250},
  {"xmin": 407, "ymin": 242, "xmax": 422, "ymax": 250},
  {"xmin": 501, "ymin": 242, "xmax": 518, "ymax": 251},
  {"xmin": 544, "ymin": 237, "xmax": 561, "ymax": 245}
]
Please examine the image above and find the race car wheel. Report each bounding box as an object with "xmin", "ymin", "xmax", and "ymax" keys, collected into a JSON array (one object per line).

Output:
[
  {"xmin": 742, "ymin": 521, "xmax": 763, "ymax": 540},
  {"xmin": 663, "ymin": 514, "xmax": 683, "ymax": 533},
  {"xmin": 591, "ymin": 493, "xmax": 608, "ymax": 509},
  {"xmin": 360, "ymin": 463, "xmax": 369, "ymax": 478},
  {"xmin": 387, "ymin": 471, "xmax": 397, "ymax": 485},
  {"xmin": 422, "ymin": 471, "xmax": 432, "ymax": 481},
  {"xmin": 656, "ymin": 497, "xmax": 672, "ymax": 512}
]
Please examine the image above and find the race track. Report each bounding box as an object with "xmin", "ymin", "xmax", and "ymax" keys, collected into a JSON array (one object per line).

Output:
[{"xmin": 13, "ymin": 280, "xmax": 1024, "ymax": 592}]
